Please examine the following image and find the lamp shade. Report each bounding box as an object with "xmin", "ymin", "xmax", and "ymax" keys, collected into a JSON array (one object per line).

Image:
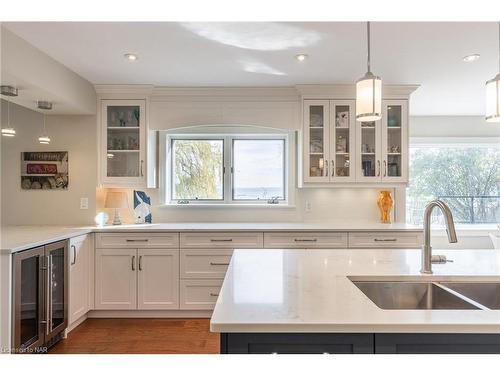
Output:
[
  {"xmin": 486, "ymin": 73, "xmax": 500, "ymax": 122},
  {"xmin": 105, "ymin": 192, "xmax": 129, "ymax": 209},
  {"xmin": 356, "ymin": 72, "xmax": 382, "ymax": 122}
]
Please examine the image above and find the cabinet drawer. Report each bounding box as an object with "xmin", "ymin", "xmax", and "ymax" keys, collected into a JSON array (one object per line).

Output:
[
  {"xmin": 348, "ymin": 232, "xmax": 423, "ymax": 248},
  {"xmin": 180, "ymin": 279, "xmax": 223, "ymax": 310},
  {"xmin": 181, "ymin": 249, "xmax": 233, "ymax": 279},
  {"xmin": 264, "ymin": 232, "xmax": 348, "ymax": 248},
  {"xmin": 96, "ymin": 233, "xmax": 179, "ymax": 248},
  {"xmin": 180, "ymin": 232, "xmax": 263, "ymax": 248}
]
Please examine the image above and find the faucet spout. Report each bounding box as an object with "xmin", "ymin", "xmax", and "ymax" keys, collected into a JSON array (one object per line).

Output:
[{"xmin": 420, "ymin": 199, "xmax": 457, "ymax": 274}]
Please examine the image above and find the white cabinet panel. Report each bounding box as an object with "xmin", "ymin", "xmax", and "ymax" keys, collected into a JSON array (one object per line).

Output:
[
  {"xmin": 180, "ymin": 232, "xmax": 263, "ymax": 248},
  {"xmin": 180, "ymin": 279, "xmax": 223, "ymax": 310},
  {"xmin": 180, "ymin": 249, "xmax": 233, "ymax": 279},
  {"xmin": 95, "ymin": 248, "xmax": 137, "ymax": 310},
  {"xmin": 96, "ymin": 233, "xmax": 179, "ymax": 249},
  {"xmin": 264, "ymin": 232, "xmax": 348, "ymax": 248},
  {"xmin": 69, "ymin": 234, "xmax": 91, "ymax": 324},
  {"xmin": 348, "ymin": 232, "xmax": 423, "ymax": 248},
  {"xmin": 137, "ymin": 248, "xmax": 179, "ymax": 310}
]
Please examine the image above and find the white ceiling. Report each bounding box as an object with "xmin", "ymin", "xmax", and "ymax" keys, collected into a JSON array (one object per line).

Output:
[{"xmin": 3, "ymin": 22, "xmax": 499, "ymax": 116}]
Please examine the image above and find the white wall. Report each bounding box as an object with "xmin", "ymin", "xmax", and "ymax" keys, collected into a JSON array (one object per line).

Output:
[
  {"xmin": 410, "ymin": 116, "xmax": 500, "ymax": 138},
  {"xmin": 1, "ymin": 100, "xmax": 97, "ymax": 225}
]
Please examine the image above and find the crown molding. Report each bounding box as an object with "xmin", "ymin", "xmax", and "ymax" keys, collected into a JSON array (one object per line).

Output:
[
  {"xmin": 94, "ymin": 84, "xmax": 154, "ymax": 96},
  {"xmin": 296, "ymin": 84, "xmax": 420, "ymax": 99}
]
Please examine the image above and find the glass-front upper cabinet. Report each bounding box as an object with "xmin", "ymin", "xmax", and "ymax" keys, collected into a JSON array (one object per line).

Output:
[
  {"xmin": 356, "ymin": 117, "xmax": 382, "ymax": 181},
  {"xmin": 330, "ymin": 100, "xmax": 355, "ymax": 182},
  {"xmin": 303, "ymin": 100, "xmax": 330, "ymax": 182},
  {"xmin": 382, "ymin": 100, "xmax": 408, "ymax": 182},
  {"xmin": 101, "ymin": 99, "xmax": 146, "ymax": 186}
]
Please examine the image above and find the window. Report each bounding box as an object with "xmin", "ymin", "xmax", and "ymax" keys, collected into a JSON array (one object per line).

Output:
[
  {"xmin": 171, "ymin": 139, "xmax": 224, "ymax": 201},
  {"xmin": 167, "ymin": 134, "xmax": 289, "ymax": 205},
  {"xmin": 406, "ymin": 142, "xmax": 500, "ymax": 225},
  {"xmin": 232, "ymin": 139, "xmax": 285, "ymax": 201}
]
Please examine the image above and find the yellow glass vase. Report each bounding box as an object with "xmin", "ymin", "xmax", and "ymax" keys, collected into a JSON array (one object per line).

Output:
[{"xmin": 377, "ymin": 191, "xmax": 393, "ymax": 224}]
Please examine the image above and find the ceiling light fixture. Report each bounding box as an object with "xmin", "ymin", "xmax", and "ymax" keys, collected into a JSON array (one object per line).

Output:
[
  {"xmin": 463, "ymin": 54, "xmax": 480, "ymax": 62},
  {"xmin": 1, "ymin": 85, "xmax": 18, "ymax": 137},
  {"xmin": 356, "ymin": 22, "xmax": 382, "ymax": 122},
  {"xmin": 295, "ymin": 54, "xmax": 308, "ymax": 62},
  {"xmin": 37, "ymin": 101, "xmax": 52, "ymax": 144},
  {"xmin": 486, "ymin": 22, "xmax": 500, "ymax": 123},
  {"xmin": 124, "ymin": 53, "xmax": 138, "ymax": 61}
]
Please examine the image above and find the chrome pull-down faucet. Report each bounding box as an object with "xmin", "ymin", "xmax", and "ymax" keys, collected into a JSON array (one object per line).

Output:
[{"xmin": 420, "ymin": 199, "xmax": 458, "ymax": 274}]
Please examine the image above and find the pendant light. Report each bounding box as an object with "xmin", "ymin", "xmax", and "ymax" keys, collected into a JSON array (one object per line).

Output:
[
  {"xmin": 356, "ymin": 22, "xmax": 382, "ymax": 122},
  {"xmin": 1, "ymin": 85, "xmax": 18, "ymax": 137},
  {"xmin": 486, "ymin": 21, "xmax": 500, "ymax": 123},
  {"xmin": 37, "ymin": 101, "xmax": 52, "ymax": 144}
]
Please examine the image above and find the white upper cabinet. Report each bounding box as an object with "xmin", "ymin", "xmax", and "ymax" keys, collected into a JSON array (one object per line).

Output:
[
  {"xmin": 303, "ymin": 97, "xmax": 409, "ymax": 186},
  {"xmin": 100, "ymin": 99, "xmax": 147, "ymax": 187}
]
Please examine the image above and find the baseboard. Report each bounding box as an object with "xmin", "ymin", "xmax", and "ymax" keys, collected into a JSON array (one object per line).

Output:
[{"xmin": 87, "ymin": 310, "xmax": 213, "ymax": 318}]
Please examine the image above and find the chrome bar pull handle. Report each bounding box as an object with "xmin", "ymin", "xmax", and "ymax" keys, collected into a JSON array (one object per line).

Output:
[
  {"xmin": 70, "ymin": 245, "xmax": 77, "ymax": 265},
  {"xmin": 210, "ymin": 239, "xmax": 233, "ymax": 242},
  {"xmin": 383, "ymin": 160, "xmax": 387, "ymax": 177},
  {"xmin": 377, "ymin": 160, "xmax": 381, "ymax": 176},
  {"xmin": 324, "ymin": 160, "xmax": 328, "ymax": 177},
  {"xmin": 210, "ymin": 292, "xmax": 219, "ymax": 297},
  {"xmin": 331, "ymin": 160, "xmax": 335, "ymax": 176},
  {"xmin": 139, "ymin": 256, "xmax": 143, "ymax": 271},
  {"xmin": 294, "ymin": 238, "xmax": 318, "ymax": 242},
  {"xmin": 46, "ymin": 254, "xmax": 52, "ymax": 335},
  {"xmin": 374, "ymin": 238, "xmax": 397, "ymax": 242},
  {"xmin": 140, "ymin": 160, "xmax": 144, "ymax": 177},
  {"xmin": 210, "ymin": 262, "xmax": 230, "ymax": 266},
  {"xmin": 131, "ymin": 255, "xmax": 136, "ymax": 271}
]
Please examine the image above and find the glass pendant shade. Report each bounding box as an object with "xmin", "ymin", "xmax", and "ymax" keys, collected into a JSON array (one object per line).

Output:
[
  {"xmin": 356, "ymin": 72, "xmax": 382, "ymax": 122},
  {"xmin": 1, "ymin": 128, "xmax": 16, "ymax": 137},
  {"xmin": 486, "ymin": 73, "xmax": 500, "ymax": 123},
  {"xmin": 38, "ymin": 135, "xmax": 51, "ymax": 144}
]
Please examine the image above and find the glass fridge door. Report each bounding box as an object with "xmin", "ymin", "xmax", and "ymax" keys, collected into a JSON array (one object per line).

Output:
[
  {"xmin": 45, "ymin": 240, "xmax": 68, "ymax": 341},
  {"xmin": 12, "ymin": 246, "xmax": 45, "ymax": 352}
]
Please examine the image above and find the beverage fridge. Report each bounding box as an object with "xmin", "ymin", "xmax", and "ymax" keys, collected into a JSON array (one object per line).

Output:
[{"xmin": 12, "ymin": 240, "xmax": 68, "ymax": 353}]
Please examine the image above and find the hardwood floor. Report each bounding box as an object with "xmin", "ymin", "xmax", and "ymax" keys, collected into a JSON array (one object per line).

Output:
[{"xmin": 49, "ymin": 318, "xmax": 220, "ymax": 354}]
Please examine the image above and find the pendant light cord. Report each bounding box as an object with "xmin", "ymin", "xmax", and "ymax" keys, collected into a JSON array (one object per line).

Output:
[
  {"xmin": 367, "ymin": 21, "xmax": 371, "ymax": 73},
  {"xmin": 6, "ymin": 98, "xmax": 10, "ymax": 127},
  {"xmin": 498, "ymin": 21, "xmax": 500, "ymax": 72}
]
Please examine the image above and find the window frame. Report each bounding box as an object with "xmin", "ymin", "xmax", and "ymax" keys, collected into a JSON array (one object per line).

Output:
[{"xmin": 164, "ymin": 132, "xmax": 291, "ymax": 206}]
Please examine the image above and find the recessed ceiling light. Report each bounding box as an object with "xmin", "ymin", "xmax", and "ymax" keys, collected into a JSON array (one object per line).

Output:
[
  {"xmin": 295, "ymin": 54, "xmax": 308, "ymax": 62},
  {"xmin": 463, "ymin": 54, "xmax": 480, "ymax": 62},
  {"xmin": 124, "ymin": 53, "xmax": 138, "ymax": 61}
]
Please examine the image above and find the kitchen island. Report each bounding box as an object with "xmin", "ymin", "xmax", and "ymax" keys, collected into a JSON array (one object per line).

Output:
[{"xmin": 210, "ymin": 248, "xmax": 500, "ymax": 354}]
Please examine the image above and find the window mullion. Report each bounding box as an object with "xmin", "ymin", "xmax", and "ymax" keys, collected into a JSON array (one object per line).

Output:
[{"xmin": 223, "ymin": 136, "xmax": 232, "ymax": 204}]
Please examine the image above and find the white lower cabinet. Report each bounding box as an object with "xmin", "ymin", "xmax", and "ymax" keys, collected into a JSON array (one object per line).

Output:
[
  {"xmin": 95, "ymin": 247, "xmax": 179, "ymax": 310},
  {"xmin": 180, "ymin": 279, "xmax": 224, "ymax": 310},
  {"xmin": 69, "ymin": 234, "xmax": 93, "ymax": 325},
  {"xmin": 95, "ymin": 248, "xmax": 137, "ymax": 310},
  {"xmin": 137, "ymin": 248, "xmax": 179, "ymax": 310},
  {"xmin": 180, "ymin": 249, "xmax": 233, "ymax": 279}
]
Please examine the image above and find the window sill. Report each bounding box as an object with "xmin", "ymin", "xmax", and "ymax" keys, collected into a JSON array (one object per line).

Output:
[{"xmin": 159, "ymin": 203, "xmax": 296, "ymax": 209}]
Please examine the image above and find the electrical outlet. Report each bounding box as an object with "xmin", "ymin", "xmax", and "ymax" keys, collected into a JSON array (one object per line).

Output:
[
  {"xmin": 305, "ymin": 200, "xmax": 312, "ymax": 212},
  {"xmin": 80, "ymin": 197, "xmax": 89, "ymax": 210}
]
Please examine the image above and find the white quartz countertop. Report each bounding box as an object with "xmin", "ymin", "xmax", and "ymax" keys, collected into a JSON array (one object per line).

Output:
[
  {"xmin": 0, "ymin": 222, "xmax": 422, "ymax": 254},
  {"xmin": 210, "ymin": 248, "xmax": 500, "ymax": 333}
]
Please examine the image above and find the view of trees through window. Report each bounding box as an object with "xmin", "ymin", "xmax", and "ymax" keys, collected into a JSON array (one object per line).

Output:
[
  {"xmin": 172, "ymin": 139, "xmax": 223, "ymax": 200},
  {"xmin": 406, "ymin": 145, "xmax": 500, "ymax": 225}
]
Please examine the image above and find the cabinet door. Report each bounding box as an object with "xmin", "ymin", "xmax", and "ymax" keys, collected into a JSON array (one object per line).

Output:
[
  {"xmin": 381, "ymin": 100, "xmax": 408, "ymax": 182},
  {"xmin": 101, "ymin": 99, "xmax": 147, "ymax": 186},
  {"xmin": 303, "ymin": 100, "xmax": 330, "ymax": 183},
  {"xmin": 137, "ymin": 248, "xmax": 179, "ymax": 310},
  {"xmin": 69, "ymin": 235, "xmax": 90, "ymax": 325},
  {"xmin": 356, "ymin": 115, "xmax": 382, "ymax": 182},
  {"xmin": 330, "ymin": 100, "xmax": 356, "ymax": 182},
  {"xmin": 95, "ymin": 248, "xmax": 137, "ymax": 310}
]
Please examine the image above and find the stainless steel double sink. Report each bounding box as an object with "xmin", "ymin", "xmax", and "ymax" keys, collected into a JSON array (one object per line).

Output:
[{"xmin": 349, "ymin": 277, "xmax": 500, "ymax": 310}]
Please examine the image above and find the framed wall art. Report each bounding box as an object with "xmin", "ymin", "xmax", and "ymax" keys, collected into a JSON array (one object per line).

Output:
[{"xmin": 21, "ymin": 151, "xmax": 69, "ymax": 190}]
